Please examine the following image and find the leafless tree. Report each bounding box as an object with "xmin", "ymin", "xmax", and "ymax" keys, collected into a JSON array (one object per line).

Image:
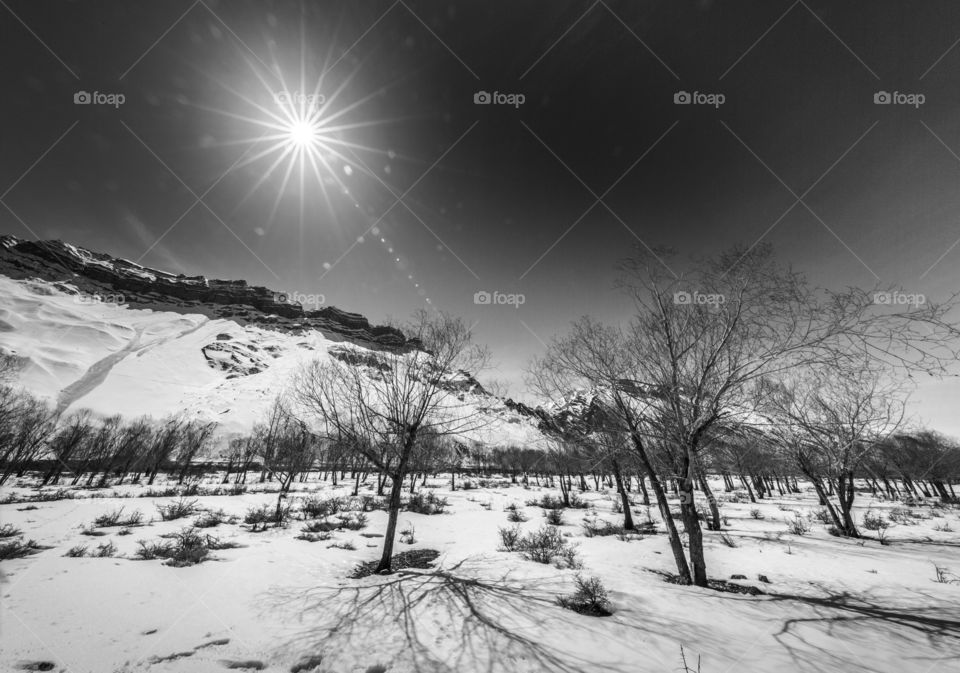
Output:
[
  {"xmin": 761, "ymin": 364, "xmax": 906, "ymax": 536},
  {"xmin": 253, "ymin": 398, "xmax": 317, "ymax": 522},
  {"xmin": 533, "ymin": 243, "xmax": 960, "ymax": 586},
  {"xmin": 295, "ymin": 310, "xmax": 490, "ymax": 573}
]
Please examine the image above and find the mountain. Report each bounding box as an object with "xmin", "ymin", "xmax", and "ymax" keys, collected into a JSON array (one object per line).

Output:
[{"xmin": 0, "ymin": 236, "xmax": 549, "ymax": 448}]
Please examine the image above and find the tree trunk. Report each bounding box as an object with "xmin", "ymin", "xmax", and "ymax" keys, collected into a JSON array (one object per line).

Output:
[
  {"xmin": 678, "ymin": 450, "xmax": 708, "ymax": 587},
  {"xmin": 697, "ymin": 471, "xmax": 721, "ymax": 531},
  {"xmin": 637, "ymin": 472, "xmax": 650, "ymax": 506},
  {"xmin": 375, "ymin": 473, "xmax": 404, "ymax": 573},
  {"xmin": 611, "ymin": 459, "xmax": 634, "ymax": 531},
  {"xmin": 629, "ymin": 433, "xmax": 692, "ymax": 584}
]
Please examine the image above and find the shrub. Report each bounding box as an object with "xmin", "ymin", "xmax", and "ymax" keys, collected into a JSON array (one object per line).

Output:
[
  {"xmin": 498, "ymin": 525, "xmax": 522, "ymax": 551},
  {"xmin": 544, "ymin": 509, "xmax": 564, "ymax": 525},
  {"xmin": 136, "ymin": 528, "xmax": 238, "ymax": 567},
  {"xmin": 94, "ymin": 507, "xmax": 144, "ymax": 528},
  {"xmin": 301, "ymin": 496, "xmax": 345, "ymax": 519},
  {"xmin": 0, "ymin": 538, "xmax": 45, "ymax": 560},
  {"xmin": 335, "ymin": 512, "xmax": 368, "ymax": 531},
  {"xmin": 405, "ymin": 492, "xmax": 448, "ymax": 515},
  {"xmin": 64, "ymin": 544, "xmax": 88, "ymax": 557},
  {"xmin": 556, "ymin": 575, "xmax": 612, "ymax": 616},
  {"xmin": 749, "ymin": 509, "xmax": 764, "ymax": 520},
  {"xmin": 933, "ymin": 522, "xmax": 955, "ymax": 533},
  {"xmin": 400, "ymin": 524, "xmax": 416, "ymax": 544},
  {"xmin": 582, "ymin": 518, "xmax": 624, "ymax": 538},
  {"xmin": 302, "ymin": 520, "xmax": 338, "ymax": 534},
  {"xmin": 611, "ymin": 498, "xmax": 623, "ymax": 514},
  {"xmin": 785, "ymin": 513, "xmax": 811, "ymax": 536},
  {"xmin": 355, "ymin": 495, "xmax": 386, "ymax": 512},
  {"xmin": 810, "ymin": 508, "xmax": 832, "ymax": 524},
  {"xmin": 505, "ymin": 504, "xmax": 528, "ymax": 523},
  {"xmin": 526, "ymin": 493, "xmax": 587, "ymax": 510},
  {"xmin": 888, "ymin": 507, "xmax": 915, "ymax": 524},
  {"xmin": 141, "ymin": 487, "xmax": 179, "ymax": 498},
  {"xmin": 92, "ymin": 541, "xmax": 117, "ymax": 558},
  {"xmin": 861, "ymin": 509, "xmax": 889, "ymax": 532},
  {"xmin": 244, "ymin": 504, "xmax": 290, "ymax": 529},
  {"xmin": 0, "ymin": 524, "xmax": 22, "ymax": 538},
  {"xmin": 933, "ymin": 564, "xmax": 959, "ymax": 584},
  {"xmin": 194, "ymin": 509, "xmax": 235, "ymax": 528},
  {"xmin": 718, "ymin": 533, "xmax": 737, "ymax": 548},
  {"xmin": 157, "ymin": 499, "xmax": 199, "ymax": 521},
  {"xmin": 296, "ymin": 531, "xmax": 333, "ymax": 542},
  {"xmin": 328, "ymin": 541, "xmax": 356, "ymax": 551},
  {"xmin": 520, "ymin": 525, "xmax": 580, "ymax": 568}
]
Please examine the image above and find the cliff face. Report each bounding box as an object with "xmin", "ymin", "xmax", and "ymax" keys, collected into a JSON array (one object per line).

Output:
[{"xmin": 0, "ymin": 236, "xmax": 411, "ymax": 350}]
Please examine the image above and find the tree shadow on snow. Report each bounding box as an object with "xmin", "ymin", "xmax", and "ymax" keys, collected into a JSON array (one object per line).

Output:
[{"xmin": 263, "ymin": 557, "xmax": 642, "ymax": 673}]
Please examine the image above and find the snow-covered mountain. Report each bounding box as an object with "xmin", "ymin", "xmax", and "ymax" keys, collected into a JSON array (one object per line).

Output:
[{"xmin": 0, "ymin": 236, "xmax": 550, "ymax": 448}]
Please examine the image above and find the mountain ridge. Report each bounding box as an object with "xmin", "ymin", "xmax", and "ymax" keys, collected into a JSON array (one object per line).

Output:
[{"xmin": 0, "ymin": 235, "xmax": 413, "ymax": 351}]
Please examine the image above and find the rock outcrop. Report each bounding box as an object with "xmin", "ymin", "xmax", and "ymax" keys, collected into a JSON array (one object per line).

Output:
[{"xmin": 0, "ymin": 235, "xmax": 412, "ymax": 350}]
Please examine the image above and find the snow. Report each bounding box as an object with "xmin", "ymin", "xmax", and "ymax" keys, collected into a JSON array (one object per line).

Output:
[
  {"xmin": 1, "ymin": 477, "xmax": 958, "ymax": 673},
  {"xmin": 0, "ymin": 276, "xmax": 546, "ymax": 447}
]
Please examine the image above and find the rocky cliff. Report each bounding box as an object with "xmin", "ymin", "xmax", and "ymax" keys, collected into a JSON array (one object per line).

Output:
[{"xmin": 0, "ymin": 236, "xmax": 411, "ymax": 350}]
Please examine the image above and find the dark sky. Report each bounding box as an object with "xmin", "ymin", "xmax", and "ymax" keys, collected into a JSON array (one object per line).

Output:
[{"xmin": 3, "ymin": 0, "xmax": 960, "ymax": 429}]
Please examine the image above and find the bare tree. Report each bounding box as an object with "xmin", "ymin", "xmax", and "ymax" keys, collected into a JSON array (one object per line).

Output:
[
  {"xmin": 295, "ymin": 310, "xmax": 490, "ymax": 573},
  {"xmin": 533, "ymin": 243, "xmax": 960, "ymax": 586},
  {"xmin": 253, "ymin": 398, "xmax": 317, "ymax": 522},
  {"xmin": 761, "ymin": 363, "xmax": 906, "ymax": 536}
]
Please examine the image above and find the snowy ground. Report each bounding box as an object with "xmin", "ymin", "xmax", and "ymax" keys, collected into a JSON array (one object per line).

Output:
[{"xmin": 2, "ymin": 476, "xmax": 959, "ymax": 673}]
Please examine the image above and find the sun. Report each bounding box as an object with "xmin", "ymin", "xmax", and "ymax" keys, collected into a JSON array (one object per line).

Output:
[{"xmin": 287, "ymin": 118, "xmax": 319, "ymax": 150}]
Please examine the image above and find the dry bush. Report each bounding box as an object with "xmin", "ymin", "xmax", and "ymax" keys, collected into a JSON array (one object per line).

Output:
[
  {"xmin": 519, "ymin": 525, "xmax": 581, "ymax": 568},
  {"xmin": 404, "ymin": 492, "xmax": 448, "ymax": 515},
  {"xmin": 300, "ymin": 495, "xmax": 345, "ymax": 519},
  {"xmin": 194, "ymin": 509, "xmax": 236, "ymax": 528},
  {"xmin": 0, "ymin": 523, "xmax": 22, "ymax": 538},
  {"xmin": 785, "ymin": 513, "xmax": 811, "ymax": 536},
  {"xmin": 136, "ymin": 528, "xmax": 238, "ymax": 567},
  {"xmin": 156, "ymin": 498, "xmax": 199, "ymax": 521},
  {"xmin": 582, "ymin": 517, "xmax": 624, "ymax": 538},
  {"xmin": 94, "ymin": 507, "xmax": 144, "ymax": 528},
  {"xmin": 0, "ymin": 538, "xmax": 45, "ymax": 559},
  {"xmin": 544, "ymin": 508, "xmax": 564, "ymax": 525},
  {"xmin": 498, "ymin": 524, "xmax": 522, "ymax": 551},
  {"xmin": 556, "ymin": 574, "xmax": 612, "ymax": 616},
  {"xmin": 91, "ymin": 541, "xmax": 117, "ymax": 557},
  {"xmin": 64, "ymin": 544, "xmax": 88, "ymax": 557}
]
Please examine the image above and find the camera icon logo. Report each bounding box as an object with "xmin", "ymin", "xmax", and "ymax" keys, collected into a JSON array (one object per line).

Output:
[
  {"xmin": 874, "ymin": 91, "xmax": 891, "ymax": 105},
  {"xmin": 474, "ymin": 290, "xmax": 492, "ymax": 305},
  {"xmin": 673, "ymin": 91, "xmax": 691, "ymax": 105},
  {"xmin": 274, "ymin": 293, "xmax": 290, "ymax": 304},
  {"xmin": 873, "ymin": 292, "xmax": 892, "ymax": 304},
  {"xmin": 474, "ymin": 91, "xmax": 491, "ymax": 105},
  {"xmin": 74, "ymin": 91, "xmax": 91, "ymax": 104},
  {"xmin": 673, "ymin": 291, "xmax": 692, "ymax": 305}
]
